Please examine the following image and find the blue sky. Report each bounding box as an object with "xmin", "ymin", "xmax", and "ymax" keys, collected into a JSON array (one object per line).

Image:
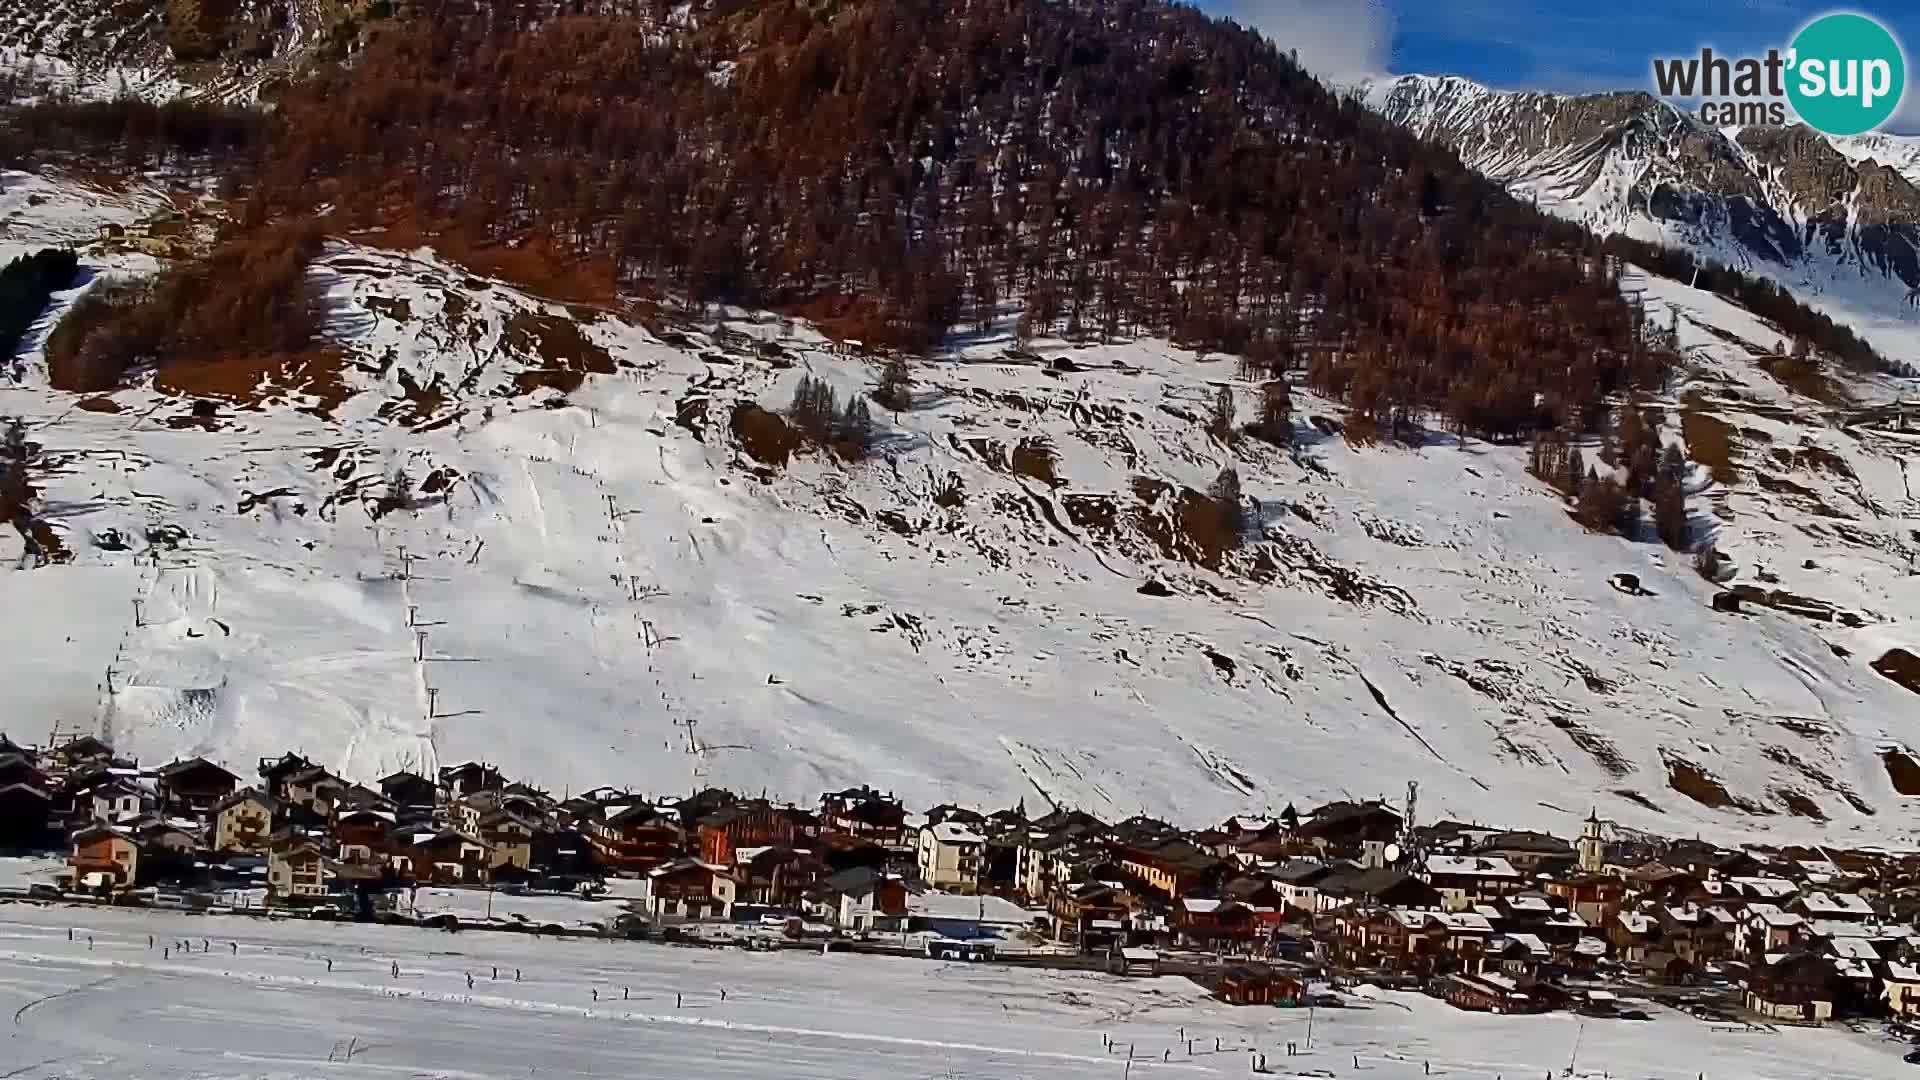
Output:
[{"xmin": 1207, "ymin": 1, "xmax": 1920, "ymax": 131}]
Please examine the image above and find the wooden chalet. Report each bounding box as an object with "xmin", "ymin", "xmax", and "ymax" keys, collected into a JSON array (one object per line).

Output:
[
  {"xmin": 1438, "ymin": 972, "xmax": 1545, "ymax": 1014},
  {"xmin": 640, "ymin": 858, "xmax": 738, "ymax": 921},
  {"xmin": 732, "ymin": 845, "xmax": 825, "ymax": 909},
  {"xmin": 439, "ymin": 761, "xmax": 506, "ymax": 798},
  {"xmin": 588, "ymin": 801, "xmax": 683, "ymax": 874},
  {"xmin": 281, "ymin": 766, "xmax": 350, "ymax": 816},
  {"xmin": 1424, "ymin": 854, "xmax": 1524, "ymax": 910},
  {"xmin": 378, "ymin": 770, "xmax": 439, "ymax": 809},
  {"xmin": 1318, "ymin": 867, "xmax": 1442, "ymax": 910},
  {"xmin": 1298, "ymin": 800, "xmax": 1401, "ymax": 858},
  {"xmin": 1475, "ymin": 830, "xmax": 1575, "ymax": 874},
  {"xmin": 1050, "ymin": 880, "xmax": 1136, "ymax": 948},
  {"xmin": 1174, "ymin": 897, "xmax": 1258, "ymax": 947},
  {"xmin": 1216, "ymin": 965, "xmax": 1301, "ymax": 1006},
  {"xmin": 1119, "ymin": 838, "xmax": 1225, "ymax": 899},
  {"xmin": 806, "ymin": 866, "xmax": 909, "ymax": 931},
  {"xmin": 55, "ymin": 735, "xmax": 115, "ymax": 770},
  {"xmin": 1745, "ymin": 952, "xmax": 1836, "ymax": 1022},
  {"xmin": 820, "ymin": 786, "xmax": 908, "ymax": 844},
  {"xmin": 478, "ymin": 809, "xmax": 537, "ymax": 870},
  {"xmin": 258, "ymin": 752, "xmax": 319, "ymax": 799},
  {"xmin": 69, "ymin": 824, "xmax": 141, "ymax": 889},
  {"xmin": 698, "ymin": 800, "xmax": 798, "ymax": 866},
  {"xmin": 1545, "ymin": 872, "xmax": 1626, "ymax": 925},
  {"xmin": 155, "ymin": 757, "xmax": 239, "ymax": 816},
  {"xmin": 335, "ymin": 807, "xmax": 397, "ymax": 866},
  {"xmin": 0, "ymin": 775, "xmax": 51, "ymax": 849},
  {"xmin": 0, "ymin": 748, "xmax": 45, "ymax": 788},
  {"xmin": 268, "ymin": 839, "xmax": 335, "ymax": 900},
  {"xmin": 398, "ymin": 829, "xmax": 493, "ymax": 884}
]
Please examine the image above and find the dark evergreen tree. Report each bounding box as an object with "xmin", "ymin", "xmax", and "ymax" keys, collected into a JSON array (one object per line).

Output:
[
  {"xmin": 873, "ymin": 355, "xmax": 913, "ymax": 413},
  {"xmin": 1253, "ymin": 380, "xmax": 1291, "ymax": 445},
  {"xmin": 1209, "ymin": 465, "xmax": 1244, "ymax": 540},
  {"xmin": 1208, "ymin": 385, "xmax": 1236, "ymax": 442}
]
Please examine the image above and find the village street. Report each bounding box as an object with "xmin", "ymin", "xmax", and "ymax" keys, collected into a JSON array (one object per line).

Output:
[{"xmin": 0, "ymin": 904, "xmax": 1907, "ymax": 1079}]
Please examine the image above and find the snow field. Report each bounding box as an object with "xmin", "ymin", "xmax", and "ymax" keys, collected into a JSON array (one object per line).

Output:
[{"xmin": 0, "ymin": 904, "xmax": 1908, "ymax": 1079}]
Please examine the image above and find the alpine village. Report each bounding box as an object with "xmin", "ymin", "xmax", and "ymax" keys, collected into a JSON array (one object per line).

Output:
[{"xmin": 2, "ymin": 731, "xmax": 1918, "ymax": 1031}]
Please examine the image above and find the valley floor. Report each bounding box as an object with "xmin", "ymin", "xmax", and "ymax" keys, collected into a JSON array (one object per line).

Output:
[{"xmin": 0, "ymin": 904, "xmax": 1907, "ymax": 1079}]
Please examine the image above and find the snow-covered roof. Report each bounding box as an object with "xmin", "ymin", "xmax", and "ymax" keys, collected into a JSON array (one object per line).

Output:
[
  {"xmin": 1499, "ymin": 932, "xmax": 1550, "ymax": 957},
  {"xmin": 1505, "ymin": 895, "xmax": 1552, "ymax": 913},
  {"xmin": 908, "ymin": 892, "xmax": 1034, "ymax": 925},
  {"xmin": 1798, "ymin": 891, "xmax": 1874, "ymax": 917},
  {"xmin": 1574, "ymin": 937, "xmax": 1608, "ymax": 957},
  {"xmin": 1807, "ymin": 919, "xmax": 1876, "ymax": 940},
  {"xmin": 1747, "ymin": 904, "xmax": 1804, "ymax": 929},
  {"xmin": 1888, "ymin": 962, "xmax": 1920, "ymax": 983},
  {"xmin": 1617, "ymin": 912, "xmax": 1653, "ymax": 935},
  {"xmin": 1431, "ymin": 911, "xmax": 1494, "ymax": 933},
  {"xmin": 926, "ymin": 822, "xmax": 985, "ymax": 845},
  {"xmin": 1426, "ymin": 855, "xmax": 1519, "ymax": 879},
  {"xmin": 1727, "ymin": 876, "xmax": 1797, "ymax": 899},
  {"xmin": 1827, "ymin": 936, "xmax": 1879, "ymax": 961}
]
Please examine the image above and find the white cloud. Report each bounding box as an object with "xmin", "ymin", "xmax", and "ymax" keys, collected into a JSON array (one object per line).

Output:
[{"xmin": 1211, "ymin": 0, "xmax": 1395, "ymax": 85}]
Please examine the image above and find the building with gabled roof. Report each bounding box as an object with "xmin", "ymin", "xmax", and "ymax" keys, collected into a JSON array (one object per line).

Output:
[
  {"xmin": 917, "ymin": 820, "xmax": 987, "ymax": 893},
  {"xmin": 805, "ymin": 865, "xmax": 909, "ymax": 931},
  {"xmin": 1425, "ymin": 854, "xmax": 1523, "ymax": 911},
  {"xmin": 638, "ymin": 858, "xmax": 737, "ymax": 921},
  {"xmin": 1745, "ymin": 951, "xmax": 1836, "ymax": 1022},
  {"xmin": 210, "ymin": 788, "xmax": 279, "ymax": 853}
]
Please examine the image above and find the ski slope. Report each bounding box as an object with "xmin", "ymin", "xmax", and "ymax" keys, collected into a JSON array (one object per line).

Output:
[{"xmin": 1, "ymin": 176, "xmax": 1918, "ymax": 846}]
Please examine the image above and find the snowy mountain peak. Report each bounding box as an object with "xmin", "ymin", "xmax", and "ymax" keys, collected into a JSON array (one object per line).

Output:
[{"xmin": 1366, "ymin": 74, "xmax": 1920, "ymax": 363}]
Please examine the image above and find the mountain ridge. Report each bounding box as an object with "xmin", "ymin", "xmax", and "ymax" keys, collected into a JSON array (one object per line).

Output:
[{"xmin": 1365, "ymin": 73, "xmax": 1920, "ymax": 369}]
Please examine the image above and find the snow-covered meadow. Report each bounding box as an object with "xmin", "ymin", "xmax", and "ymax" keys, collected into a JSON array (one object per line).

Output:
[{"xmin": 0, "ymin": 904, "xmax": 1907, "ymax": 1079}]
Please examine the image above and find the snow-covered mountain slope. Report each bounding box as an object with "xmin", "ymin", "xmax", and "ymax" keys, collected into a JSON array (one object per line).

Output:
[
  {"xmin": 2, "ymin": 174, "xmax": 1919, "ymax": 847},
  {"xmin": 1365, "ymin": 74, "xmax": 1920, "ymax": 370}
]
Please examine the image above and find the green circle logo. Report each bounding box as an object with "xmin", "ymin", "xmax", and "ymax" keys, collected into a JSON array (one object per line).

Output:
[{"xmin": 1787, "ymin": 13, "xmax": 1906, "ymax": 136}]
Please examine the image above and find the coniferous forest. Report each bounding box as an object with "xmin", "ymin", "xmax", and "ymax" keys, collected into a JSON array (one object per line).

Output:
[{"xmin": 0, "ymin": 0, "xmax": 1886, "ymax": 437}]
